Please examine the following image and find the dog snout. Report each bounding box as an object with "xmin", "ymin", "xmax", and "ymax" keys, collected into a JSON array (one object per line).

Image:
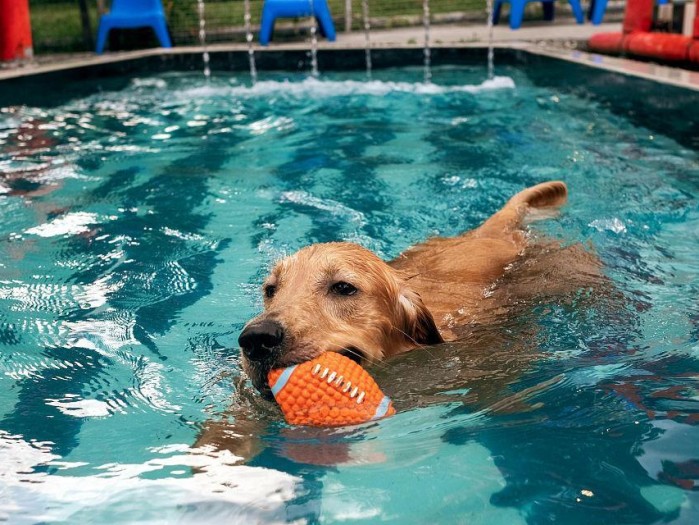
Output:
[{"xmin": 238, "ymin": 319, "xmax": 285, "ymax": 361}]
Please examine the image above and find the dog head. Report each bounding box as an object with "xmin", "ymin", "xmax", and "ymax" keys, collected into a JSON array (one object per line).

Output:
[{"xmin": 238, "ymin": 242, "xmax": 443, "ymax": 398}]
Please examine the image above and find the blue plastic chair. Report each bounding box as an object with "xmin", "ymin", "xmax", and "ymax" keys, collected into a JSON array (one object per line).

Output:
[
  {"xmin": 259, "ymin": 0, "xmax": 336, "ymax": 46},
  {"xmin": 493, "ymin": 0, "xmax": 584, "ymax": 30},
  {"xmin": 96, "ymin": 0, "xmax": 172, "ymax": 54},
  {"xmin": 587, "ymin": 0, "xmax": 609, "ymax": 25}
]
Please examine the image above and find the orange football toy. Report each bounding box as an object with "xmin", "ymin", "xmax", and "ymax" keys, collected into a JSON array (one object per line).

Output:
[{"xmin": 268, "ymin": 352, "xmax": 395, "ymax": 427}]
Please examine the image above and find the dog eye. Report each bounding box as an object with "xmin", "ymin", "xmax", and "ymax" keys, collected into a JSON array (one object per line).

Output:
[
  {"xmin": 264, "ymin": 285, "xmax": 277, "ymax": 299},
  {"xmin": 330, "ymin": 281, "xmax": 358, "ymax": 296}
]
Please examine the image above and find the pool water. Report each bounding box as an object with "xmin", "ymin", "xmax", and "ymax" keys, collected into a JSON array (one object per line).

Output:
[{"xmin": 1, "ymin": 65, "xmax": 698, "ymax": 523}]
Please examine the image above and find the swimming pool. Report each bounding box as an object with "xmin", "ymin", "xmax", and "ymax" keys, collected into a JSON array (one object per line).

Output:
[{"xmin": 1, "ymin": 52, "xmax": 698, "ymax": 523}]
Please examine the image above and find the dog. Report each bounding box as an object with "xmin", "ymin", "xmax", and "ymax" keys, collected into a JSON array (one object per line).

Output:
[
  {"xmin": 196, "ymin": 180, "xmax": 605, "ymax": 458},
  {"xmin": 235, "ymin": 180, "xmax": 604, "ymax": 398}
]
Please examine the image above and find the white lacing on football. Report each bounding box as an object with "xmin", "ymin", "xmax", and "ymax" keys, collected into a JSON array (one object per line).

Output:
[{"xmin": 311, "ymin": 364, "xmax": 366, "ymax": 404}]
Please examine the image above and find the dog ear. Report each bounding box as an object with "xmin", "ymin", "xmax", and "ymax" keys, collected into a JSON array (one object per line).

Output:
[{"xmin": 397, "ymin": 289, "xmax": 444, "ymax": 345}]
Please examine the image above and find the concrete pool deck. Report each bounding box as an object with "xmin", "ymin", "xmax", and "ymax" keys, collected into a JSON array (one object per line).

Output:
[
  {"xmin": 5, "ymin": 19, "xmax": 619, "ymax": 74},
  {"xmin": 2, "ymin": 18, "xmax": 699, "ymax": 92}
]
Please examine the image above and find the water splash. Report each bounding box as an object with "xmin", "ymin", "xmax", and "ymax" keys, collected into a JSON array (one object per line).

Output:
[
  {"xmin": 362, "ymin": 0, "xmax": 372, "ymax": 80},
  {"xmin": 309, "ymin": 1, "xmax": 319, "ymax": 77},
  {"xmin": 423, "ymin": 0, "xmax": 431, "ymax": 84},
  {"xmin": 224, "ymin": 76, "xmax": 516, "ymax": 98},
  {"xmin": 486, "ymin": 0, "xmax": 495, "ymax": 80},
  {"xmin": 243, "ymin": 0, "xmax": 258, "ymax": 84},
  {"xmin": 196, "ymin": 0, "xmax": 211, "ymax": 79}
]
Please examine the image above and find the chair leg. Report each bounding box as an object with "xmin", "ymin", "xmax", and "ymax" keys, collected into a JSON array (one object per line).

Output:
[
  {"xmin": 315, "ymin": 6, "xmax": 336, "ymax": 41},
  {"xmin": 95, "ymin": 19, "xmax": 111, "ymax": 54},
  {"xmin": 509, "ymin": 1, "xmax": 526, "ymax": 30},
  {"xmin": 568, "ymin": 0, "xmax": 585, "ymax": 24},
  {"xmin": 590, "ymin": 0, "xmax": 608, "ymax": 24},
  {"xmin": 152, "ymin": 19, "xmax": 172, "ymax": 48},
  {"xmin": 492, "ymin": 0, "xmax": 503, "ymax": 26},
  {"xmin": 543, "ymin": 2, "xmax": 554, "ymax": 22},
  {"xmin": 259, "ymin": 9, "xmax": 275, "ymax": 46}
]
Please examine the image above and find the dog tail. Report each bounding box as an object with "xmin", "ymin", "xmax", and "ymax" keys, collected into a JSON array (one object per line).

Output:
[
  {"xmin": 480, "ymin": 181, "xmax": 568, "ymax": 235},
  {"xmin": 510, "ymin": 180, "xmax": 567, "ymax": 210}
]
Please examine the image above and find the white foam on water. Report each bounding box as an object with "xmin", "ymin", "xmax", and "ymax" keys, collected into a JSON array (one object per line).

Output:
[
  {"xmin": 589, "ymin": 217, "xmax": 627, "ymax": 234},
  {"xmin": 130, "ymin": 77, "xmax": 168, "ymax": 89},
  {"xmin": 231, "ymin": 75, "xmax": 515, "ymax": 98},
  {"xmin": 174, "ymin": 75, "xmax": 516, "ymax": 101},
  {"xmin": 25, "ymin": 212, "xmax": 99, "ymax": 238}
]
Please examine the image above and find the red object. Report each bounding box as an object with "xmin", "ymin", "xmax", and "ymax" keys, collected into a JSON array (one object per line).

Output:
[
  {"xmin": 588, "ymin": 32, "xmax": 626, "ymax": 54},
  {"xmin": 689, "ymin": 42, "xmax": 699, "ymax": 62},
  {"xmin": 588, "ymin": 0, "xmax": 699, "ymax": 63},
  {"xmin": 690, "ymin": 7, "xmax": 699, "ymax": 62},
  {"xmin": 0, "ymin": 0, "xmax": 33, "ymax": 62},
  {"xmin": 587, "ymin": 0, "xmax": 654, "ymax": 57},
  {"xmin": 268, "ymin": 352, "xmax": 395, "ymax": 427},
  {"xmin": 622, "ymin": 0, "xmax": 654, "ymax": 33},
  {"xmin": 626, "ymin": 32, "xmax": 692, "ymax": 61}
]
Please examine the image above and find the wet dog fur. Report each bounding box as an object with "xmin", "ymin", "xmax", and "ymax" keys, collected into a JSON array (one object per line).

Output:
[
  {"xmin": 196, "ymin": 181, "xmax": 605, "ymax": 458},
  {"xmin": 236, "ymin": 180, "xmax": 597, "ymax": 398}
]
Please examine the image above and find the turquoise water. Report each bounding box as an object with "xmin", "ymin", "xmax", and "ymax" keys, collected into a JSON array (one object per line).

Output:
[{"xmin": 1, "ymin": 66, "xmax": 698, "ymax": 523}]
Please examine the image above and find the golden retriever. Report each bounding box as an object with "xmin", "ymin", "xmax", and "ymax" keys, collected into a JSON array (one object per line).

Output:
[
  {"xmin": 236, "ymin": 180, "xmax": 594, "ymax": 398},
  {"xmin": 196, "ymin": 180, "xmax": 609, "ymax": 459}
]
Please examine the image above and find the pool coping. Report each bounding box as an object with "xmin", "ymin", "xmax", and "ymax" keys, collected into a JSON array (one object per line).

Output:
[
  {"xmin": 2, "ymin": 39, "xmax": 699, "ymax": 93},
  {"xmin": 528, "ymin": 44, "xmax": 699, "ymax": 93}
]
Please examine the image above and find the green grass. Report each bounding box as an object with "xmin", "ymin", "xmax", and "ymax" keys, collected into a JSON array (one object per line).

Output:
[
  {"xmin": 29, "ymin": 0, "xmax": 487, "ymax": 53},
  {"xmin": 30, "ymin": 1, "xmax": 101, "ymax": 52},
  {"xmin": 180, "ymin": 0, "xmax": 487, "ymax": 31}
]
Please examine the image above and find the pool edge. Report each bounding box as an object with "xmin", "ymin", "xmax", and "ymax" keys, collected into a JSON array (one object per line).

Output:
[{"xmin": 2, "ymin": 43, "xmax": 699, "ymax": 93}]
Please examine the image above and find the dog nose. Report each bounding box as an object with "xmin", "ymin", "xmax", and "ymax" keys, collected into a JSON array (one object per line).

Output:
[{"xmin": 238, "ymin": 320, "xmax": 285, "ymax": 361}]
